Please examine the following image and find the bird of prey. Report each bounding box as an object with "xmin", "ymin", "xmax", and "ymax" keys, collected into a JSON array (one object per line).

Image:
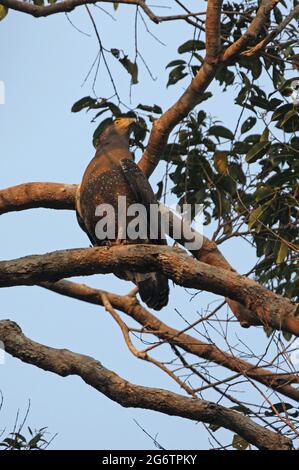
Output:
[{"xmin": 76, "ymin": 117, "xmax": 169, "ymax": 310}]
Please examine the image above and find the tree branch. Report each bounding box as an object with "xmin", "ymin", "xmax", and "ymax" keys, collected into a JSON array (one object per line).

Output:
[
  {"xmin": 222, "ymin": 0, "xmax": 280, "ymax": 61},
  {"xmin": 41, "ymin": 279, "xmax": 299, "ymax": 402},
  {"xmin": 241, "ymin": 4, "xmax": 299, "ymax": 57},
  {"xmin": 0, "ymin": 182, "xmax": 77, "ymax": 215},
  {"xmin": 0, "ymin": 245, "xmax": 298, "ymax": 336},
  {"xmin": 0, "ymin": 182, "xmax": 290, "ymax": 329},
  {"xmin": 138, "ymin": 0, "xmax": 280, "ymax": 177},
  {"xmin": 0, "ymin": 319, "xmax": 292, "ymax": 450},
  {"xmin": 137, "ymin": 56, "xmax": 219, "ymax": 177},
  {"xmin": 0, "ymin": 0, "xmax": 203, "ymax": 22},
  {"xmin": 205, "ymin": 0, "xmax": 223, "ymax": 64}
]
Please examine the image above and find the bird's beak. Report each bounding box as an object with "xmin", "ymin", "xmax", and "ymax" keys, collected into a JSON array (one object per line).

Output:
[{"xmin": 126, "ymin": 118, "xmax": 137, "ymax": 127}]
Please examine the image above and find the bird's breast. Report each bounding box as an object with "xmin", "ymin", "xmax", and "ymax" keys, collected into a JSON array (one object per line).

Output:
[{"xmin": 79, "ymin": 166, "xmax": 138, "ymax": 245}]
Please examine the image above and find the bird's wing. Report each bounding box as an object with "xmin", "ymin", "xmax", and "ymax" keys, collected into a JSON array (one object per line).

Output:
[
  {"xmin": 120, "ymin": 158, "xmax": 167, "ymax": 245},
  {"xmin": 120, "ymin": 158, "xmax": 156, "ymax": 205},
  {"xmin": 75, "ymin": 184, "xmax": 95, "ymax": 246}
]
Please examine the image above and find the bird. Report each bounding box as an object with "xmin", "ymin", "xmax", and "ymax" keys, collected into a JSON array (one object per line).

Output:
[{"xmin": 76, "ymin": 117, "xmax": 169, "ymax": 310}]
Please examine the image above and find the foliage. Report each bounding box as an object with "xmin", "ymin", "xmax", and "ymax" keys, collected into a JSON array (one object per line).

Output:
[
  {"xmin": 72, "ymin": 0, "xmax": 299, "ymax": 304},
  {"xmin": 0, "ymin": 427, "xmax": 51, "ymax": 450},
  {"xmin": 0, "ymin": 398, "xmax": 55, "ymax": 450}
]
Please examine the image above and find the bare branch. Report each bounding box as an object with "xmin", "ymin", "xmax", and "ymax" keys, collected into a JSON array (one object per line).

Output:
[
  {"xmin": 0, "ymin": 182, "xmax": 77, "ymax": 215},
  {"xmin": 100, "ymin": 292, "xmax": 196, "ymax": 397},
  {"xmin": 42, "ymin": 279, "xmax": 299, "ymax": 402},
  {"xmin": 222, "ymin": 0, "xmax": 280, "ymax": 61},
  {"xmin": 0, "ymin": 319, "xmax": 292, "ymax": 450},
  {"xmin": 0, "ymin": 245, "xmax": 298, "ymax": 336}
]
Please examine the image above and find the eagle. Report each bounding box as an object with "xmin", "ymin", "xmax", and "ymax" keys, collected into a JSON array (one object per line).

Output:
[{"xmin": 76, "ymin": 117, "xmax": 169, "ymax": 310}]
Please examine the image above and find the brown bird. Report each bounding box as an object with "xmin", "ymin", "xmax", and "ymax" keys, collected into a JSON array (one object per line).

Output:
[{"xmin": 76, "ymin": 117, "xmax": 169, "ymax": 310}]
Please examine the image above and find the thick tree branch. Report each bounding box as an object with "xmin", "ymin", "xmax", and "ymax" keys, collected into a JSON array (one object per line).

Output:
[
  {"xmin": 0, "ymin": 319, "xmax": 292, "ymax": 450},
  {"xmin": 205, "ymin": 1, "xmax": 223, "ymax": 64},
  {"xmin": 0, "ymin": 245, "xmax": 298, "ymax": 336},
  {"xmin": 0, "ymin": 182, "xmax": 290, "ymax": 329},
  {"xmin": 42, "ymin": 279, "xmax": 299, "ymax": 402},
  {"xmin": 0, "ymin": 182, "xmax": 77, "ymax": 215},
  {"xmin": 0, "ymin": 0, "xmax": 283, "ymax": 179},
  {"xmin": 138, "ymin": 60, "xmax": 219, "ymax": 177}
]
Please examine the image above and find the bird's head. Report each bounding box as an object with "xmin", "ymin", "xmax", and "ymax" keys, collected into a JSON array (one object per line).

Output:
[
  {"xmin": 113, "ymin": 117, "xmax": 137, "ymax": 136},
  {"xmin": 98, "ymin": 117, "xmax": 137, "ymax": 146}
]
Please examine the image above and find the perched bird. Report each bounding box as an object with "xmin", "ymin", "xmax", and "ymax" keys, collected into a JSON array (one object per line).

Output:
[{"xmin": 76, "ymin": 117, "xmax": 169, "ymax": 310}]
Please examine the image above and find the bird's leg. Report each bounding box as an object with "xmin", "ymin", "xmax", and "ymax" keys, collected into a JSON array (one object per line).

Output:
[
  {"xmin": 103, "ymin": 240, "xmax": 113, "ymax": 248},
  {"xmin": 115, "ymin": 239, "xmax": 129, "ymax": 245},
  {"xmin": 115, "ymin": 225, "xmax": 129, "ymax": 245}
]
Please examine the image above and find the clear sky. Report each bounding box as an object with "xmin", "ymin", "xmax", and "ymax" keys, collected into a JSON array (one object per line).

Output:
[{"xmin": 0, "ymin": 3, "xmax": 269, "ymax": 450}]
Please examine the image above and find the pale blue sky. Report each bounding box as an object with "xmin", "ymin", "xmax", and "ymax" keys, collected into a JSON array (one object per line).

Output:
[{"xmin": 0, "ymin": 3, "xmax": 274, "ymax": 449}]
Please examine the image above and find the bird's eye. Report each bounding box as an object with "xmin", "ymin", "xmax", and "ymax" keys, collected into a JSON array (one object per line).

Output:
[{"xmin": 115, "ymin": 119, "xmax": 121, "ymax": 125}]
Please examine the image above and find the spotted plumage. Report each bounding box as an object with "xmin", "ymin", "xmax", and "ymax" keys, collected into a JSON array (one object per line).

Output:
[{"xmin": 76, "ymin": 118, "xmax": 169, "ymax": 310}]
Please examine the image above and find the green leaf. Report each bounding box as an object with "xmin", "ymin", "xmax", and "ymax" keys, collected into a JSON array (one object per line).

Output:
[
  {"xmin": 250, "ymin": 95, "xmax": 271, "ymax": 110},
  {"xmin": 166, "ymin": 60, "xmax": 186, "ymax": 69},
  {"xmin": 0, "ymin": 5, "xmax": 8, "ymax": 20},
  {"xmin": 92, "ymin": 100, "xmax": 121, "ymax": 117},
  {"xmin": 214, "ymin": 151, "xmax": 228, "ymax": 174},
  {"xmin": 3, "ymin": 437, "xmax": 21, "ymax": 449},
  {"xmin": 260, "ymin": 127, "xmax": 269, "ymax": 142},
  {"xmin": 254, "ymin": 185, "xmax": 274, "ymax": 202},
  {"xmin": 118, "ymin": 56, "xmax": 138, "ymax": 84},
  {"xmin": 282, "ymin": 330, "xmax": 293, "ymax": 341},
  {"xmin": 208, "ymin": 125, "xmax": 234, "ymax": 140},
  {"xmin": 28, "ymin": 433, "xmax": 43, "ymax": 449},
  {"xmin": 277, "ymin": 109, "xmax": 299, "ymax": 133},
  {"xmin": 167, "ymin": 65, "xmax": 187, "ymax": 87},
  {"xmin": 250, "ymin": 58, "xmax": 262, "ymax": 80},
  {"xmin": 276, "ymin": 242, "xmax": 288, "ymax": 264},
  {"xmin": 248, "ymin": 206, "xmax": 263, "ymax": 230},
  {"xmin": 137, "ymin": 104, "xmax": 162, "ymax": 114},
  {"xmin": 232, "ymin": 435, "xmax": 249, "ymax": 450},
  {"xmin": 272, "ymin": 103, "xmax": 294, "ymax": 121},
  {"xmin": 230, "ymin": 405, "xmax": 251, "ymax": 415},
  {"xmin": 245, "ymin": 141, "xmax": 270, "ymax": 163},
  {"xmin": 274, "ymin": 6, "xmax": 283, "ymax": 24},
  {"xmin": 178, "ymin": 40, "xmax": 205, "ymax": 54},
  {"xmin": 265, "ymin": 402, "xmax": 295, "ymax": 416},
  {"xmin": 241, "ymin": 116, "xmax": 256, "ymax": 134},
  {"xmin": 209, "ymin": 423, "xmax": 221, "ymax": 432},
  {"xmin": 196, "ymin": 91, "xmax": 212, "ymax": 105},
  {"xmin": 155, "ymin": 181, "xmax": 163, "ymax": 200},
  {"xmin": 233, "ymin": 141, "xmax": 250, "ymax": 154},
  {"xmin": 71, "ymin": 96, "xmax": 97, "ymax": 113}
]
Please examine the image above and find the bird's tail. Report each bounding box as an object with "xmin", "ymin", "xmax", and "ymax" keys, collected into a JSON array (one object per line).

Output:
[{"xmin": 134, "ymin": 272, "xmax": 169, "ymax": 311}]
